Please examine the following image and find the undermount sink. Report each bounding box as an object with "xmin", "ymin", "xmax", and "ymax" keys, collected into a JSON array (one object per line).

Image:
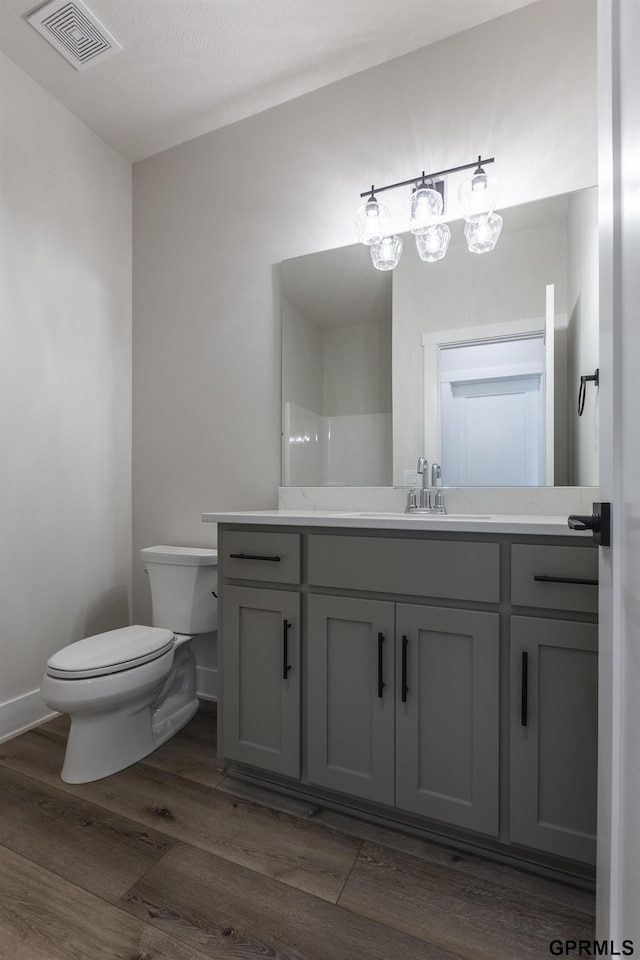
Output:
[{"xmin": 343, "ymin": 512, "xmax": 493, "ymax": 520}]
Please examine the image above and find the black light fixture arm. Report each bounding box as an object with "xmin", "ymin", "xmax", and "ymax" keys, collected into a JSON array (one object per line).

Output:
[{"xmin": 360, "ymin": 155, "xmax": 495, "ymax": 199}]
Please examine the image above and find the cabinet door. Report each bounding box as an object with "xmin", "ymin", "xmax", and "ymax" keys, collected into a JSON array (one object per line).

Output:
[
  {"xmin": 307, "ymin": 594, "xmax": 395, "ymax": 805},
  {"xmin": 395, "ymin": 604, "xmax": 500, "ymax": 837},
  {"xmin": 510, "ymin": 616, "xmax": 598, "ymax": 864},
  {"xmin": 221, "ymin": 585, "xmax": 300, "ymax": 778}
]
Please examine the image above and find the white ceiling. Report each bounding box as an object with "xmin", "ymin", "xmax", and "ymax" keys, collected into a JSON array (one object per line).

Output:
[{"xmin": 0, "ymin": 0, "xmax": 538, "ymax": 163}]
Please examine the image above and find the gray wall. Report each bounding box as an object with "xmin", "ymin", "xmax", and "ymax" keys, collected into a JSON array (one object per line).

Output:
[
  {"xmin": 132, "ymin": 0, "xmax": 597, "ymax": 622},
  {"xmin": 567, "ymin": 188, "xmax": 599, "ymax": 484},
  {"xmin": 0, "ymin": 52, "xmax": 132, "ymax": 738},
  {"xmin": 281, "ymin": 296, "xmax": 323, "ymax": 415}
]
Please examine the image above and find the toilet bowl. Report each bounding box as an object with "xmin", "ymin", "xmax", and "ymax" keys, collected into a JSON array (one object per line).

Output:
[{"xmin": 40, "ymin": 545, "xmax": 217, "ymax": 783}]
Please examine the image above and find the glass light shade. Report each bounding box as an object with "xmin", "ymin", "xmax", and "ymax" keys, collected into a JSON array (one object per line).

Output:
[
  {"xmin": 415, "ymin": 223, "xmax": 451, "ymax": 262},
  {"xmin": 464, "ymin": 212, "xmax": 504, "ymax": 254},
  {"xmin": 370, "ymin": 235, "xmax": 403, "ymax": 271},
  {"xmin": 354, "ymin": 198, "xmax": 391, "ymax": 245},
  {"xmin": 458, "ymin": 171, "xmax": 498, "ymax": 222},
  {"xmin": 406, "ymin": 186, "xmax": 443, "ymax": 234}
]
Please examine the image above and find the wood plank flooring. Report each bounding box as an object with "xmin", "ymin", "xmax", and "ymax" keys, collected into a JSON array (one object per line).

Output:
[{"xmin": 0, "ymin": 702, "xmax": 595, "ymax": 960}]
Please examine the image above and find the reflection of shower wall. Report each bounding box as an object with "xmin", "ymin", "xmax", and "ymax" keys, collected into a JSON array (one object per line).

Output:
[
  {"xmin": 282, "ymin": 291, "xmax": 392, "ymax": 485},
  {"xmin": 325, "ymin": 412, "xmax": 392, "ymax": 485},
  {"xmin": 321, "ymin": 320, "xmax": 392, "ymax": 485},
  {"xmin": 283, "ymin": 402, "xmax": 322, "ymax": 485},
  {"xmin": 284, "ymin": 402, "xmax": 391, "ymax": 486}
]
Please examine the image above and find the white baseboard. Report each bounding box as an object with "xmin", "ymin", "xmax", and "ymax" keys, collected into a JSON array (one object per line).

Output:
[
  {"xmin": 0, "ymin": 688, "xmax": 58, "ymax": 743},
  {"xmin": 196, "ymin": 666, "xmax": 218, "ymax": 702}
]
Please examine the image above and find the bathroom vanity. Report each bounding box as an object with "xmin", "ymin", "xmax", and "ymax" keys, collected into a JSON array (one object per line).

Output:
[{"xmin": 202, "ymin": 510, "xmax": 598, "ymax": 881}]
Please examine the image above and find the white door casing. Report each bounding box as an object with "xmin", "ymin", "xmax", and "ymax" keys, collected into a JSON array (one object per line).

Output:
[
  {"xmin": 597, "ymin": 0, "xmax": 640, "ymax": 942},
  {"xmin": 545, "ymin": 284, "xmax": 555, "ymax": 485}
]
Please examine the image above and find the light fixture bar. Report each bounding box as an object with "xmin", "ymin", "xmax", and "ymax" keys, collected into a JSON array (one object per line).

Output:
[{"xmin": 360, "ymin": 155, "xmax": 495, "ymax": 198}]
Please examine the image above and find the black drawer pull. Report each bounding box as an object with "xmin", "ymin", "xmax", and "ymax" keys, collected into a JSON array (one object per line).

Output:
[
  {"xmin": 521, "ymin": 651, "xmax": 528, "ymax": 727},
  {"xmin": 229, "ymin": 553, "xmax": 281, "ymax": 562},
  {"xmin": 283, "ymin": 620, "xmax": 291, "ymax": 679},
  {"xmin": 377, "ymin": 632, "xmax": 385, "ymax": 699},
  {"xmin": 534, "ymin": 574, "xmax": 598, "ymax": 586},
  {"xmin": 401, "ymin": 635, "xmax": 408, "ymax": 703}
]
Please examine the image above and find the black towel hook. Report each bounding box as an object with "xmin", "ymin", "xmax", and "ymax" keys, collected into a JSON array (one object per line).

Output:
[{"xmin": 578, "ymin": 368, "xmax": 599, "ymax": 416}]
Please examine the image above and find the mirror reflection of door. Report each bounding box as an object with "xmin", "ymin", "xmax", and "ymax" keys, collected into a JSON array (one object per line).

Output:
[
  {"xmin": 441, "ymin": 369, "xmax": 543, "ymax": 485},
  {"xmin": 438, "ymin": 335, "xmax": 546, "ymax": 486}
]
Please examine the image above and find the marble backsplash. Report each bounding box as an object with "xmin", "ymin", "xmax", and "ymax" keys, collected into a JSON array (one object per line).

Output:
[{"xmin": 278, "ymin": 485, "xmax": 599, "ymax": 517}]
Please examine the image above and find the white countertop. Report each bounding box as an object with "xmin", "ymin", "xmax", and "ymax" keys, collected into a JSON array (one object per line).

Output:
[{"xmin": 202, "ymin": 509, "xmax": 589, "ymax": 536}]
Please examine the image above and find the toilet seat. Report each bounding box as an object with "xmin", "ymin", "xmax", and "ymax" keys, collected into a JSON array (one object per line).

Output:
[{"xmin": 46, "ymin": 625, "xmax": 175, "ymax": 679}]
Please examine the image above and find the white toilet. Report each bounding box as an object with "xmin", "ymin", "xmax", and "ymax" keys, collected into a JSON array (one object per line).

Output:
[{"xmin": 40, "ymin": 545, "xmax": 218, "ymax": 784}]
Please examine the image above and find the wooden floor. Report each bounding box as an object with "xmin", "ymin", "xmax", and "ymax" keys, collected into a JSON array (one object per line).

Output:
[{"xmin": 0, "ymin": 702, "xmax": 594, "ymax": 960}]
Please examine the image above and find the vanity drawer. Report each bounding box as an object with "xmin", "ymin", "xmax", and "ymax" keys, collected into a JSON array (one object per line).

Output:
[
  {"xmin": 222, "ymin": 531, "xmax": 301, "ymax": 584},
  {"xmin": 511, "ymin": 544, "xmax": 598, "ymax": 613},
  {"xmin": 308, "ymin": 535, "xmax": 500, "ymax": 603}
]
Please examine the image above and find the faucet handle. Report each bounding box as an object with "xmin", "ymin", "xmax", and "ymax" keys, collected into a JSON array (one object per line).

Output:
[
  {"xmin": 432, "ymin": 489, "xmax": 447, "ymax": 514},
  {"xmin": 405, "ymin": 488, "xmax": 417, "ymax": 513}
]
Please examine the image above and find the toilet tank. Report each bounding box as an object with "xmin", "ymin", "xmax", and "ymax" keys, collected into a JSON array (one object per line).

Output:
[{"xmin": 141, "ymin": 546, "xmax": 218, "ymax": 634}]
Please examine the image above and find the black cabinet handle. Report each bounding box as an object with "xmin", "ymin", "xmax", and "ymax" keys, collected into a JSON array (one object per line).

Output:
[
  {"xmin": 534, "ymin": 574, "xmax": 598, "ymax": 586},
  {"xmin": 283, "ymin": 620, "xmax": 291, "ymax": 679},
  {"xmin": 377, "ymin": 632, "xmax": 385, "ymax": 698},
  {"xmin": 521, "ymin": 651, "xmax": 528, "ymax": 727},
  {"xmin": 401, "ymin": 635, "xmax": 408, "ymax": 703},
  {"xmin": 230, "ymin": 553, "xmax": 281, "ymax": 562}
]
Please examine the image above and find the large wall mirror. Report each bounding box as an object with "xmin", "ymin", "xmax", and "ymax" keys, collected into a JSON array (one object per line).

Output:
[{"xmin": 281, "ymin": 187, "xmax": 598, "ymax": 488}]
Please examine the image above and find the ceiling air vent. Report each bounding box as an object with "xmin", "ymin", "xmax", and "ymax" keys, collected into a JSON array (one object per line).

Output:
[{"xmin": 28, "ymin": 0, "xmax": 122, "ymax": 72}]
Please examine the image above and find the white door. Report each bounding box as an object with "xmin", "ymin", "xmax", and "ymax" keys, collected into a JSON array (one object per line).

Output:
[
  {"xmin": 597, "ymin": 0, "xmax": 640, "ymax": 941},
  {"xmin": 441, "ymin": 375, "xmax": 542, "ymax": 486},
  {"xmin": 435, "ymin": 334, "xmax": 545, "ymax": 486}
]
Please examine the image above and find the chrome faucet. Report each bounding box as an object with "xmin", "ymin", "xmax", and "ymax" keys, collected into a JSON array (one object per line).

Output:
[
  {"xmin": 405, "ymin": 459, "xmax": 447, "ymax": 514},
  {"xmin": 430, "ymin": 463, "xmax": 447, "ymax": 514},
  {"xmin": 417, "ymin": 457, "xmax": 430, "ymax": 509}
]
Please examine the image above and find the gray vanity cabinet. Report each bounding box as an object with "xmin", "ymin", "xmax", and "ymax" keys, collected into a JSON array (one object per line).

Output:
[
  {"xmin": 307, "ymin": 594, "xmax": 395, "ymax": 805},
  {"xmin": 508, "ymin": 540, "xmax": 599, "ymax": 865},
  {"xmin": 509, "ymin": 615, "xmax": 598, "ymax": 865},
  {"xmin": 217, "ymin": 523, "xmax": 599, "ymax": 876},
  {"xmin": 306, "ymin": 594, "xmax": 500, "ymax": 835},
  {"xmin": 395, "ymin": 603, "xmax": 500, "ymax": 836},
  {"xmin": 221, "ymin": 584, "xmax": 300, "ymax": 778}
]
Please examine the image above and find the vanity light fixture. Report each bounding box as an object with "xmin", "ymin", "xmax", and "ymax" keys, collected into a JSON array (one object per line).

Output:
[
  {"xmin": 416, "ymin": 223, "xmax": 451, "ymax": 262},
  {"xmin": 354, "ymin": 188, "xmax": 391, "ymax": 245},
  {"xmin": 370, "ymin": 234, "xmax": 403, "ymax": 271},
  {"xmin": 458, "ymin": 158, "xmax": 498, "ymax": 221},
  {"xmin": 355, "ymin": 155, "xmax": 500, "ymax": 270},
  {"xmin": 406, "ymin": 179, "xmax": 443, "ymax": 234},
  {"xmin": 459, "ymin": 157, "xmax": 502, "ymax": 254},
  {"xmin": 464, "ymin": 212, "xmax": 504, "ymax": 254}
]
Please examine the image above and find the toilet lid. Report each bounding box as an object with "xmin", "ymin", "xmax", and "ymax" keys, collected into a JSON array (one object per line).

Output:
[{"xmin": 46, "ymin": 625, "xmax": 175, "ymax": 679}]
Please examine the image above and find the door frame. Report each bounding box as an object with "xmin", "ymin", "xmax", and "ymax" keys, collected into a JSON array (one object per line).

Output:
[{"xmin": 596, "ymin": 0, "xmax": 640, "ymax": 941}]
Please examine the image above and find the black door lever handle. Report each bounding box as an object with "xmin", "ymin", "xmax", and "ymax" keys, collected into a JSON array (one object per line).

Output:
[
  {"xmin": 567, "ymin": 514, "xmax": 599, "ymax": 532},
  {"xmin": 568, "ymin": 502, "xmax": 610, "ymax": 546}
]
